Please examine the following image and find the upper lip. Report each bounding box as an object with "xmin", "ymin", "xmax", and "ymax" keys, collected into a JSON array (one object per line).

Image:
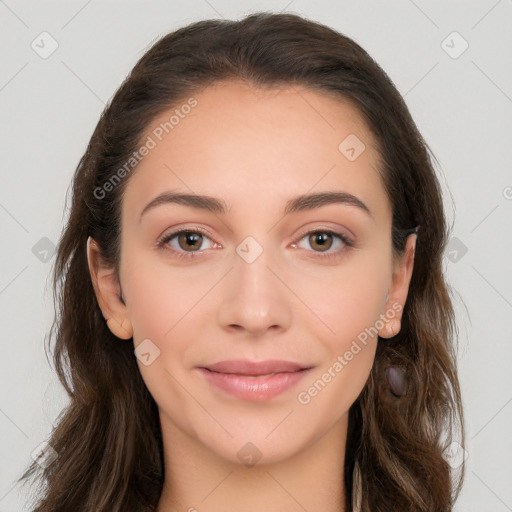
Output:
[{"xmin": 201, "ymin": 359, "xmax": 311, "ymax": 375}]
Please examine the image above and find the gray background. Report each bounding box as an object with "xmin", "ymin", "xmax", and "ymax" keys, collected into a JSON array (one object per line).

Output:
[{"xmin": 1, "ymin": 0, "xmax": 511, "ymax": 510}]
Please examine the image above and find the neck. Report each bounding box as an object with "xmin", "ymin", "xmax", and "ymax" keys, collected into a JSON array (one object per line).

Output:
[{"xmin": 155, "ymin": 413, "xmax": 348, "ymax": 512}]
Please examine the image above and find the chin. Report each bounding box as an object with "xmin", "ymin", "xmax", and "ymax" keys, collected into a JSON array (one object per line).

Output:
[{"xmin": 200, "ymin": 428, "xmax": 310, "ymax": 468}]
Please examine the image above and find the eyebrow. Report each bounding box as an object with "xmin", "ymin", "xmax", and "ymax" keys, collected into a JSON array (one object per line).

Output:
[{"xmin": 139, "ymin": 190, "xmax": 372, "ymax": 221}]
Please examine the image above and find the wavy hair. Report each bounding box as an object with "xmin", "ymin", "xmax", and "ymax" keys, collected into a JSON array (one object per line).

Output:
[{"xmin": 19, "ymin": 11, "xmax": 465, "ymax": 511}]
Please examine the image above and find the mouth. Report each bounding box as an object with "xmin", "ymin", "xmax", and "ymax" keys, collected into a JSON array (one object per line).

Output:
[
  {"xmin": 201, "ymin": 359, "xmax": 312, "ymax": 375},
  {"xmin": 197, "ymin": 359, "xmax": 313, "ymax": 401}
]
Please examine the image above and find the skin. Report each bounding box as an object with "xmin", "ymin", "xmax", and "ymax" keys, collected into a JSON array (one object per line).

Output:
[{"xmin": 87, "ymin": 80, "xmax": 416, "ymax": 512}]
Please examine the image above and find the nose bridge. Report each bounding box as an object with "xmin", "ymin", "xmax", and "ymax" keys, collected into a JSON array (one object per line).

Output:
[{"xmin": 216, "ymin": 234, "xmax": 292, "ymax": 335}]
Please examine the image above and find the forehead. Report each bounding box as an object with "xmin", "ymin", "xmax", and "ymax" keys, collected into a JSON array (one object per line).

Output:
[{"xmin": 121, "ymin": 79, "xmax": 389, "ymax": 222}]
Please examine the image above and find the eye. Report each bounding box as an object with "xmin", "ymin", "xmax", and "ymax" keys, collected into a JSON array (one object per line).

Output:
[
  {"xmin": 157, "ymin": 228, "xmax": 218, "ymax": 260},
  {"xmin": 156, "ymin": 227, "xmax": 354, "ymax": 261},
  {"xmin": 293, "ymin": 229, "xmax": 354, "ymax": 259}
]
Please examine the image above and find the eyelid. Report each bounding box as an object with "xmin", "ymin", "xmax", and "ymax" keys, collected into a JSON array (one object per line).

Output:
[{"xmin": 293, "ymin": 223, "xmax": 354, "ymax": 244}]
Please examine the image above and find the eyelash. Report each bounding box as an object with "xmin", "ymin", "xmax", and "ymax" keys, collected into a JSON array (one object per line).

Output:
[{"xmin": 156, "ymin": 227, "xmax": 354, "ymax": 262}]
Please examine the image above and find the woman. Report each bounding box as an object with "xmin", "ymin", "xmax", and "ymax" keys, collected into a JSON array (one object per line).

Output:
[{"xmin": 20, "ymin": 11, "xmax": 465, "ymax": 512}]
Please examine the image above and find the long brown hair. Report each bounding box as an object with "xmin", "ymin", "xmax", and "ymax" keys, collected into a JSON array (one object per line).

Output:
[{"xmin": 18, "ymin": 11, "xmax": 465, "ymax": 511}]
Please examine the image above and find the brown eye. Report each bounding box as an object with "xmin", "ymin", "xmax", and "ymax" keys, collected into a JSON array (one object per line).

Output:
[
  {"xmin": 178, "ymin": 231, "xmax": 207, "ymax": 251},
  {"xmin": 294, "ymin": 229, "xmax": 353, "ymax": 260},
  {"xmin": 158, "ymin": 228, "xmax": 215, "ymax": 256},
  {"xmin": 308, "ymin": 232, "xmax": 334, "ymax": 252},
  {"xmin": 177, "ymin": 231, "xmax": 204, "ymax": 251},
  {"xmin": 157, "ymin": 228, "xmax": 219, "ymax": 261}
]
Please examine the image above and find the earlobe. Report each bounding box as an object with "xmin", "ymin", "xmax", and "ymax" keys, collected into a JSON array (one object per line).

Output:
[
  {"xmin": 378, "ymin": 233, "xmax": 417, "ymax": 339},
  {"xmin": 105, "ymin": 317, "xmax": 133, "ymax": 340},
  {"xmin": 379, "ymin": 317, "xmax": 401, "ymax": 339},
  {"xmin": 86, "ymin": 236, "xmax": 133, "ymax": 340}
]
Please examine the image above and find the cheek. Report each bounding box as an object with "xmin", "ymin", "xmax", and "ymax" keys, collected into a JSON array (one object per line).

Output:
[
  {"xmin": 121, "ymin": 253, "xmax": 203, "ymax": 341},
  {"xmin": 121, "ymin": 255, "xmax": 212, "ymax": 389},
  {"xmin": 293, "ymin": 253, "xmax": 389, "ymax": 407},
  {"xmin": 295, "ymin": 250, "xmax": 390, "ymax": 345},
  {"xmin": 295, "ymin": 290, "xmax": 382, "ymax": 423},
  {"xmin": 122, "ymin": 260, "xmax": 202, "ymax": 418},
  {"xmin": 128, "ymin": 281, "xmax": 173, "ymax": 342}
]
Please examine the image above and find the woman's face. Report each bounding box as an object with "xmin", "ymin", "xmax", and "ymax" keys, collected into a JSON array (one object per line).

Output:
[{"xmin": 100, "ymin": 80, "xmax": 415, "ymax": 465}]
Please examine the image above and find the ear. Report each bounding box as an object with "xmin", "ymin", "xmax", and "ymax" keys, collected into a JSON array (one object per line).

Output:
[
  {"xmin": 86, "ymin": 236, "xmax": 133, "ymax": 340},
  {"xmin": 378, "ymin": 233, "xmax": 417, "ymax": 339}
]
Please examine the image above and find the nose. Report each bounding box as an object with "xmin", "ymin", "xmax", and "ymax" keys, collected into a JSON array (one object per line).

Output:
[{"xmin": 216, "ymin": 243, "xmax": 292, "ymax": 337}]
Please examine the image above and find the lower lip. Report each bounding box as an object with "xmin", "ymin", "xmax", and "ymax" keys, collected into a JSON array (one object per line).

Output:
[{"xmin": 198, "ymin": 367, "xmax": 311, "ymax": 401}]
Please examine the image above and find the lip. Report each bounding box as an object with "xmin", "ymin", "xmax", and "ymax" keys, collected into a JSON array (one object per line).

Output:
[{"xmin": 198, "ymin": 359, "xmax": 313, "ymax": 401}]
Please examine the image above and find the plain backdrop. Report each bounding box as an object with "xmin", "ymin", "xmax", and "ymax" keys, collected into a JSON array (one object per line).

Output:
[{"xmin": 1, "ymin": 1, "xmax": 511, "ymax": 510}]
